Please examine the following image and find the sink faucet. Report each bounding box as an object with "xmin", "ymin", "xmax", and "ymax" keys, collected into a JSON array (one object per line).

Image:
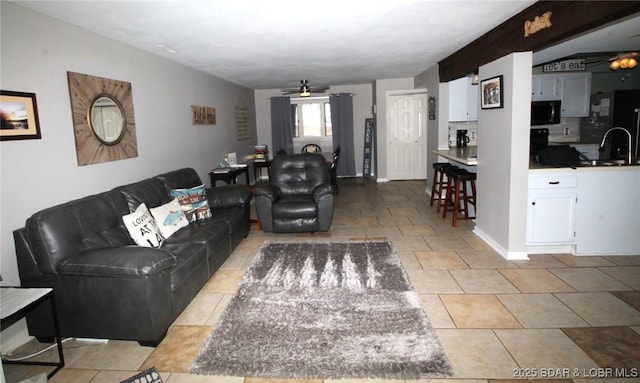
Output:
[{"xmin": 599, "ymin": 127, "xmax": 632, "ymax": 165}]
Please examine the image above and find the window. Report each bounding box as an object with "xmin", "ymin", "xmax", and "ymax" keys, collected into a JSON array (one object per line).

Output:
[{"xmin": 292, "ymin": 98, "xmax": 332, "ymax": 138}]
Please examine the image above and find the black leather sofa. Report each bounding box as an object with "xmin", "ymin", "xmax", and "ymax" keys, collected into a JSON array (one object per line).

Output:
[
  {"xmin": 254, "ymin": 154, "xmax": 334, "ymax": 233},
  {"xmin": 13, "ymin": 168, "xmax": 251, "ymax": 346}
]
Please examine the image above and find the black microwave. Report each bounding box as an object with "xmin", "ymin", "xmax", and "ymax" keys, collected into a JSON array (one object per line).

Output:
[{"xmin": 531, "ymin": 100, "xmax": 561, "ymax": 125}]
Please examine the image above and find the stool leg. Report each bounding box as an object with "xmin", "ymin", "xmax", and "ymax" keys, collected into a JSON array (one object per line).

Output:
[
  {"xmin": 442, "ymin": 175, "xmax": 454, "ymax": 219},
  {"xmin": 469, "ymin": 179, "xmax": 477, "ymax": 219},
  {"xmin": 452, "ymin": 178, "xmax": 463, "ymax": 227},
  {"xmin": 436, "ymin": 171, "xmax": 448, "ymax": 212},
  {"xmin": 430, "ymin": 168, "xmax": 439, "ymax": 206}
]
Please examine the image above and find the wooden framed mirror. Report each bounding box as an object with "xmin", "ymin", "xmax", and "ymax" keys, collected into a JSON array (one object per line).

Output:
[
  {"xmin": 67, "ymin": 72, "xmax": 138, "ymax": 166},
  {"xmin": 88, "ymin": 95, "xmax": 126, "ymax": 145}
]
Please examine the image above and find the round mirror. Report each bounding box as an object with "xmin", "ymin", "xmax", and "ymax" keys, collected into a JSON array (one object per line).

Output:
[{"xmin": 88, "ymin": 95, "xmax": 125, "ymax": 145}]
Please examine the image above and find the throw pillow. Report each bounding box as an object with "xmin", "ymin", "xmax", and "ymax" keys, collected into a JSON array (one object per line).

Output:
[
  {"xmin": 122, "ymin": 203, "xmax": 165, "ymax": 248},
  {"xmin": 169, "ymin": 184, "xmax": 212, "ymax": 222},
  {"xmin": 149, "ymin": 198, "xmax": 189, "ymax": 239}
]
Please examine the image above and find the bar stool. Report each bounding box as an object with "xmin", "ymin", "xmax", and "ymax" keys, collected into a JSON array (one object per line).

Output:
[
  {"xmin": 440, "ymin": 166, "xmax": 461, "ymax": 216},
  {"xmin": 430, "ymin": 162, "xmax": 455, "ymax": 210},
  {"xmin": 451, "ymin": 169, "xmax": 477, "ymax": 227}
]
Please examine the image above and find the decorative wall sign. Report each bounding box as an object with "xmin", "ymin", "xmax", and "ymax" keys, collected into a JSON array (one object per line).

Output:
[
  {"xmin": 192, "ymin": 105, "xmax": 216, "ymax": 125},
  {"xmin": 67, "ymin": 72, "xmax": 138, "ymax": 166},
  {"xmin": 363, "ymin": 118, "xmax": 374, "ymax": 178},
  {"xmin": 542, "ymin": 59, "xmax": 586, "ymax": 72},
  {"xmin": 0, "ymin": 90, "xmax": 41, "ymax": 141},
  {"xmin": 524, "ymin": 11, "xmax": 552, "ymax": 37},
  {"xmin": 428, "ymin": 96, "xmax": 436, "ymax": 120},
  {"xmin": 480, "ymin": 75, "xmax": 504, "ymax": 109},
  {"xmin": 235, "ymin": 106, "xmax": 250, "ymax": 140}
]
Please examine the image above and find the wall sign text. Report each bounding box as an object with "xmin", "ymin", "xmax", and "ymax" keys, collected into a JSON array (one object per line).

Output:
[
  {"xmin": 524, "ymin": 11, "xmax": 552, "ymax": 37},
  {"xmin": 543, "ymin": 59, "xmax": 586, "ymax": 72}
]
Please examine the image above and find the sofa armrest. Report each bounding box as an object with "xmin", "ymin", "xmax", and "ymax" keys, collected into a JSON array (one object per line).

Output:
[
  {"xmin": 57, "ymin": 247, "xmax": 177, "ymax": 278},
  {"xmin": 253, "ymin": 184, "xmax": 281, "ymax": 202},
  {"xmin": 206, "ymin": 185, "xmax": 252, "ymax": 209},
  {"xmin": 312, "ymin": 184, "xmax": 334, "ymax": 202}
]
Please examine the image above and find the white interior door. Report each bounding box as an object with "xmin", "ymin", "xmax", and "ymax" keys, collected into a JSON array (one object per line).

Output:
[{"xmin": 387, "ymin": 92, "xmax": 428, "ymax": 180}]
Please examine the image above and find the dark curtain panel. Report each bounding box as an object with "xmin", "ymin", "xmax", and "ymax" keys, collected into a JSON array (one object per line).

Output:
[
  {"xmin": 330, "ymin": 93, "xmax": 355, "ymax": 176},
  {"xmin": 270, "ymin": 97, "xmax": 294, "ymax": 155}
]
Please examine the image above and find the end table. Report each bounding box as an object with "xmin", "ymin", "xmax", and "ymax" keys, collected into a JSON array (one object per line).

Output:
[{"xmin": 1, "ymin": 287, "xmax": 65, "ymax": 378}]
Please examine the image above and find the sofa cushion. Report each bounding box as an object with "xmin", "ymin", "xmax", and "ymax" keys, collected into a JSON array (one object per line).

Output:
[
  {"xmin": 161, "ymin": 242, "xmax": 208, "ymax": 292},
  {"xmin": 25, "ymin": 190, "xmax": 131, "ymax": 275},
  {"xmin": 122, "ymin": 203, "xmax": 165, "ymax": 248},
  {"xmin": 164, "ymin": 218, "xmax": 229, "ymax": 256},
  {"xmin": 272, "ymin": 198, "xmax": 317, "ymax": 218},
  {"xmin": 156, "ymin": 168, "xmax": 203, "ymax": 190},
  {"xmin": 150, "ymin": 199, "xmax": 189, "ymax": 239},
  {"xmin": 116, "ymin": 178, "xmax": 172, "ymax": 212},
  {"xmin": 170, "ymin": 184, "xmax": 212, "ymax": 222},
  {"xmin": 57, "ymin": 247, "xmax": 177, "ymax": 277}
]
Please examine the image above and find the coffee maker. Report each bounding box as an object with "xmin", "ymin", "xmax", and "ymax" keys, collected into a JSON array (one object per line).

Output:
[{"xmin": 456, "ymin": 130, "xmax": 470, "ymax": 147}]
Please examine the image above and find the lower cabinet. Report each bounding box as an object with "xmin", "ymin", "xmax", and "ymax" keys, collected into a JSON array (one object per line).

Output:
[
  {"xmin": 574, "ymin": 169, "xmax": 640, "ymax": 255},
  {"xmin": 527, "ymin": 173, "xmax": 577, "ymax": 244},
  {"xmin": 528, "ymin": 168, "xmax": 640, "ymax": 255}
]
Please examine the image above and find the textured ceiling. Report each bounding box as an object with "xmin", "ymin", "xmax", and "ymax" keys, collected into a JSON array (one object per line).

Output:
[
  {"xmin": 11, "ymin": 1, "xmax": 640, "ymax": 90},
  {"xmin": 12, "ymin": 0, "xmax": 535, "ymax": 90}
]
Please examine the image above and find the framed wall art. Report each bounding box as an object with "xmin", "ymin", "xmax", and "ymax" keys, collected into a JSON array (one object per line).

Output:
[
  {"xmin": 0, "ymin": 90, "xmax": 42, "ymax": 141},
  {"xmin": 192, "ymin": 105, "xmax": 216, "ymax": 125},
  {"xmin": 480, "ymin": 75, "xmax": 504, "ymax": 109}
]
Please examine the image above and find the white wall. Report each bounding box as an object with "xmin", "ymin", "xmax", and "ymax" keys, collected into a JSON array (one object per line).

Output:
[
  {"xmin": 254, "ymin": 84, "xmax": 374, "ymax": 174},
  {"xmin": 415, "ymin": 66, "xmax": 443, "ymax": 191},
  {"xmin": 0, "ymin": 2, "xmax": 256, "ymax": 350},
  {"xmin": 473, "ymin": 52, "xmax": 532, "ymax": 260}
]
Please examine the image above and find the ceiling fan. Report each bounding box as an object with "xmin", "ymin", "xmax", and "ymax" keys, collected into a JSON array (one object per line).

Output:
[
  {"xmin": 581, "ymin": 52, "xmax": 638, "ymax": 70},
  {"xmin": 281, "ymin": 80, "xmax": 329, "ymax": 97}
]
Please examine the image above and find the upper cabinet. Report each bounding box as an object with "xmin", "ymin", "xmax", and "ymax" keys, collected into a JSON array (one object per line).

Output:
[
  {"xmin": 449, "ymin": 77, "xmax": 478, "ymax": 121},
  {"xmin": 531, "ymin": 75, "xmax": 562, "ymax": 100},
  {"xmin": 561, "ymin": 73, "xmax": 591, "ymax": 117},
  {"xmin": 531, "ymin": 73, "xmax": 591, "ymax": 117}
]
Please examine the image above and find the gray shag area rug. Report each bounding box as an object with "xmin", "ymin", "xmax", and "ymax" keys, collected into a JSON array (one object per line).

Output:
[{"xmin": 190, "ymin": 240, "xmax": 452, "ymax": 379}]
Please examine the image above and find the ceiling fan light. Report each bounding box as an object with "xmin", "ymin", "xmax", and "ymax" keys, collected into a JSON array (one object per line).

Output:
[
  {"xmin": 628, "ymin": 57, "xmax": 637, "ymax": 69},
  {"xmin": 619, "ymin": 58, "xmax": 630, "ymax": 69},
  {"xmin": 610, "ymin": 60, "xmax": 620, "ymax": 70}
]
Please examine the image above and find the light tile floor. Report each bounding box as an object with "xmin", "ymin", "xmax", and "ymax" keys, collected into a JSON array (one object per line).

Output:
[{"xmin": 4, "ymin": 178, "xmax": 640, "ymax": 383}]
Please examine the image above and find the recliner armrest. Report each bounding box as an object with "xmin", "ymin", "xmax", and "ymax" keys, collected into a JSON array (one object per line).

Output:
[
  {"xmin": 206, "ymin": 185, "xmax": 252, "ymax": 208},
  {"xmin": 253, "ymin": 184, "xmax": 281, "ymax": 202},
  {"xmin": 312, "ymin": 184, "xmax": 334, "ymax": 202},
  {"xmin": 57, "ymin": 247, "xmax": 177, "ymax": 278}
]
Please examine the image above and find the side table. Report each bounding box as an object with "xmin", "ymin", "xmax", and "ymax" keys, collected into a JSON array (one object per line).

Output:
[
  {"xmin": 253, "ymin": 160, "xmax": 271, "ymax": 182},
  {"xmin": 1, "ymin": 287, "xmax": 65, "ymax": 378},
  {"xmin": 209, "ymin": 165, "xmax": 249, "ymax": 187}
]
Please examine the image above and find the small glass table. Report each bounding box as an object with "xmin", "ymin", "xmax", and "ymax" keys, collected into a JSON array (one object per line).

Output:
[{"xmin": 1, "ymin": 287, "xmax": 65, "ymax": 378}]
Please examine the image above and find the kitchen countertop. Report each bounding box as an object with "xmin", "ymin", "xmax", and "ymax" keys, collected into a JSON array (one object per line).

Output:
[
  {"xmin": 529, "ymin": 162, "xmax": 640, "ymax": 172},
  {"xmin": 433, "ymin": 146, "xmax": 477, "ymax": 166}
]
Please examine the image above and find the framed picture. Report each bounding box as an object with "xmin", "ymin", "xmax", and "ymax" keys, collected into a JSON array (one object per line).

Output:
[
  {"xmin": 480, "ymin": 75, "xmax": 504, "ymax": 109},
  {"xmin": 1, "ymin": 90, "xmax": 42, "ymax": 141}
]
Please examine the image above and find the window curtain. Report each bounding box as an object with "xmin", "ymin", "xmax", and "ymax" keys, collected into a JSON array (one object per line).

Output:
[
  {"xmin": 330, "ymin": 93, "xmax": 355, "ymax": 176},
  {"xmin": 270, "ymin": 97, "xmax": 294, "ymax": 155}
]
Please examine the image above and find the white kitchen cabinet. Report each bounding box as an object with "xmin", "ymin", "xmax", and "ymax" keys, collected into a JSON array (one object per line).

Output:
[
  {"xmin": 527, "ymin": 173, "xmax": 577, "ymax": 245},
  {"xmin": 449, "ymin": 77, "xmax": 478, "ymax": 121},
  {"xmin": 531, "ymin": 75, "xmax": 562, "ymax": 101},
  {"xmin": 574, "ymin": 168, "xmax": 640, "ymax": 255},
  {"xmin": 561, "ymin": 73, "xmax": 591, "ymax": 117},
  {"xmin": 531, "ymin": 73, "xmax": 591, "ymax": 117}
]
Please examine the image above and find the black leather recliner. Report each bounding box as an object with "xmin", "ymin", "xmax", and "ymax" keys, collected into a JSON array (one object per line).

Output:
[{"xmin": 254, "ymin": 154, "xmax": 334, "ymax": 233}]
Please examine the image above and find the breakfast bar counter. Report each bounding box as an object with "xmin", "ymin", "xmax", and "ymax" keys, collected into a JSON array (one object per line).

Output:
[{"xmin": 432, "ymin": 146, "xmax": 477, "ymax": 166}]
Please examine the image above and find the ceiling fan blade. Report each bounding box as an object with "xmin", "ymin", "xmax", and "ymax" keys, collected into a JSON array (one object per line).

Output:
[{"xmin": 281, "ymin": 90, "xmax": 299, "ymax": 95}]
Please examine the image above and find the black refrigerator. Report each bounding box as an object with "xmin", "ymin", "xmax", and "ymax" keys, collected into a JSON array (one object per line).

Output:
[{"xmin": 580, "ymin": 90, "xmax": 640, "ymax": 161}]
